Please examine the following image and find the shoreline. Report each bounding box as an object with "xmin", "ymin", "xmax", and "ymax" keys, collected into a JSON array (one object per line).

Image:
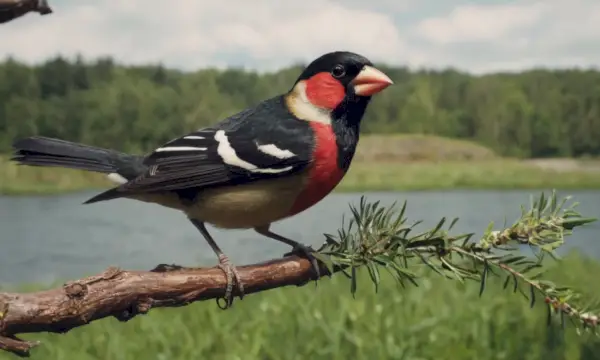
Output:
[{"xmin": 3, "ymin": 158, "xmax": 600, "ymax": 196}]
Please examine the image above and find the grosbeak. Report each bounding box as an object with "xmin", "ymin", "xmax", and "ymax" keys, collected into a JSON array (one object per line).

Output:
[{"xmin": 11, "ymin": 51, "xmax": 393, "ymax": 307}]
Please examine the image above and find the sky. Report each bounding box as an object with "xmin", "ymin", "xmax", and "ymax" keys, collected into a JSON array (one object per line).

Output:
[{"xmin": 1, "ymin": 0, "xmax": 598, "ymax": 74}]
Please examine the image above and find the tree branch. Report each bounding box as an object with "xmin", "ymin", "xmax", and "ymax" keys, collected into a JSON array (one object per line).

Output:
[
  {"xmin": 0, "ymin": 256, "xmax": 329, "ymax": 357},
  {"xmin": 0, "ymin": 0, "xmax": 52, "ymax": 24}
]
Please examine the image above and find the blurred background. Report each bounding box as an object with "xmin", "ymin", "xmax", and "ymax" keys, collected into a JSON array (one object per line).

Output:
[{"xmin": 1, "ymin": 0, "xmax": 600, "ymax": 359}]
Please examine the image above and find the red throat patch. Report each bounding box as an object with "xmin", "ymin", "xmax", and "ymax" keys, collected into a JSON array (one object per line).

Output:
[
  {"xmin": 289, "ymin": 122, "xmax": 346, "ymax": 216},
  {"xmin": 304, "ymin": 72, "xmax": 346, "ymax": 110}
]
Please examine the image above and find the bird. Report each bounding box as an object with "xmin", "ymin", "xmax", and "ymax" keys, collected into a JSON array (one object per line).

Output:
[{"xmin": 11, "ymin": 51, "xmax": 393, "ymax": 308}]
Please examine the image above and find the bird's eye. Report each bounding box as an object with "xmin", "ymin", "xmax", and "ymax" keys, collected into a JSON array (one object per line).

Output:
[{"xmin": 331, "ymin": 64, "xmax": 345, "ymax": 78}]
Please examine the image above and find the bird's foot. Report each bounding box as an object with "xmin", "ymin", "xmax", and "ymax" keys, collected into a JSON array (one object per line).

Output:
[
  {"xmin": 284, "ymin": 243, "xmax": 321, "ymax": 280},
  {"xmin": 216, "ymin": 254, "xmax": 245, "ymax": 310}
]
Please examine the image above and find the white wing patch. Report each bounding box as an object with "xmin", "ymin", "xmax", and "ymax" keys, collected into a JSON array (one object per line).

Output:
[
  {"xmin": 155, "ymin": 146, "xmax": 207, "ymax": 152},
  {"xmin": 183, "ymin": 135, "xmax": 205, "ymax": 139},
  {"xmin": 257, "ymin": 143, "xmax": 296, "ymax": 159},
  {"xmin": 107, "ymin": 172, "xmax": 128, "ymax": 184},
  {"xmin": 215, "ymin": 130, "xmax": 293, "ymax": 174}
]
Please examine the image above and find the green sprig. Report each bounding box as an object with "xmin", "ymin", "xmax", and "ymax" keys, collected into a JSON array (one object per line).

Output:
[{"xmin": 316, "ymin": 189, "xmax": 598, "ymax": 333}]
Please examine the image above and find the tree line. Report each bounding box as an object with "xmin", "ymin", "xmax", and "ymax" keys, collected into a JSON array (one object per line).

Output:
[{"xmin": 1, "ymin": 55, "xmax": 598, "ymax": 158}]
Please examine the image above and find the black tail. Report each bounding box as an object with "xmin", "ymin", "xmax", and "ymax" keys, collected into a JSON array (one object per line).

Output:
[
  {"xmin": 12, "ymin": 136, "xmax": 124, "ymax": 173},
  {"xmin": 12, "ymin": 136, "xmax": 146, "ymax": 204}
]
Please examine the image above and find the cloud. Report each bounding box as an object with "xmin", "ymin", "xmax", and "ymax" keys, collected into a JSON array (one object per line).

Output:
[
  {"xmin": 1, "ymin": 0, "xmax": 407, "ymax": 70},
  {"xmin": 411, "ymin": 0, "xmax": 600, "ymax": 73},
  {"xmin": 416, "ymin": 3, "xmax": 546, "ymax": 44},
  {"xmin": 1, "ymin": 0, "xmax": 600, "ymax": 73}
]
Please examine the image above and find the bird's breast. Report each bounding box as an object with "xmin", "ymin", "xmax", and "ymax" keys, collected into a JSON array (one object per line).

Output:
[{"xmin": 288, "ymin": 122, "xmax": 345, "ymax": 216}]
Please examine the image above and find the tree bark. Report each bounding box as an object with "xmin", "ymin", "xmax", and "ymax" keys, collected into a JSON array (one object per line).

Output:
[
  {"xmin": 0, "ymin": 0, "xmax": 52, "ymax": 24},
  {"xmin": 0, "ymin": 255, "xmax": 330, "ymax": 357}
]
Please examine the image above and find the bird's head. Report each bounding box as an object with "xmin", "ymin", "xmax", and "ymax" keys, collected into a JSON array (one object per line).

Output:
[{"xmin": 286, "ymin": 51, "xmax": 393, "ymax": 126}]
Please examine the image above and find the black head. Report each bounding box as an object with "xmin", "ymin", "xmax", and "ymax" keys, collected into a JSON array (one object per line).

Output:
[
  {"xmin": 284, "ymin": 50, "xmax": 393, "ymax": 149},
  {"xmin": 291, "ymin": 51, "xmax": 393, "ymax": 111},
  {"xmin": 295, "ymin": 51, "xmax": 374, "ymax": 88}
]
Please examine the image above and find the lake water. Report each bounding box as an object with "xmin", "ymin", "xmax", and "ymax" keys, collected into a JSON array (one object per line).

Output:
[{"xmin": 1, "ymin": 190, "xmax": 599, "ymax": 286}]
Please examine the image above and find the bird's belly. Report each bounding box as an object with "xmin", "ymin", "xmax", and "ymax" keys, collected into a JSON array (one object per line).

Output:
[
  {"xmin": 184, "ymin": 174, "xmax": 307, "ymax": 229},
  {"xmin": 125, "ymin": 172, "xmax": 316, "ymax": 229}
]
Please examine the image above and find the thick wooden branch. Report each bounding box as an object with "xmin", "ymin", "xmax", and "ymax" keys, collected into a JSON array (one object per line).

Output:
[
  {"xmin": 0, "ymin": 255, "xmax": 331, "ymax": 357},
  {"xmin": 0, "ymin": 0, "xmax": 52, "ymax": 24}
]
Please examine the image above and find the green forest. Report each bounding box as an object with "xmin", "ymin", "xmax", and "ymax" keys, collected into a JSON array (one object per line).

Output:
[{"xmin": 1, "ymin": 55, "xmax": 599, "ymax": 158}]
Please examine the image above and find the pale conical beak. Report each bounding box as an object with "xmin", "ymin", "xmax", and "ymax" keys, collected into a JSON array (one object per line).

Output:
[{"xmin": 351, "ymin": 65, "xmax": 393, "ymax": 96}]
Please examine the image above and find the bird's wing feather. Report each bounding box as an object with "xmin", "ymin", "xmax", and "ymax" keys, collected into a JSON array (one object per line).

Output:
[{"xmin": 113, "ymin": 96, "xmax": 315, "ymax": 194}]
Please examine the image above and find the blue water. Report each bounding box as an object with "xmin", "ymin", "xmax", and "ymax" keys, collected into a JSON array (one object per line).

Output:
[{"xmin": 1, "ymin": 190, "xmax": 598, "ymax": 286}]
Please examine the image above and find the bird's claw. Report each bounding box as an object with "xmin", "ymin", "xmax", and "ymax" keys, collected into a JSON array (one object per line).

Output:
[
  {"xmin": 285, "ymin": 243, "xmax": 321, "ymax": 280},
  {"xmin": 216, "ymin": 254, "xmax": 244, "ymax": 310}
]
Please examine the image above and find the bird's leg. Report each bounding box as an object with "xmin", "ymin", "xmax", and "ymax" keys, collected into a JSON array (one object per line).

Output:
[
  {"xmin": 254, "ymin": 225, "xmax": 321, "ymax": 279},
  {"xmin": 189, "ymin": 219, "xmax": 244, "ymax": 309}
]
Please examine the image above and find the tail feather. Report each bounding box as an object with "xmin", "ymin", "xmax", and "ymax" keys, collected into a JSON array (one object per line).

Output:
[
  {"xmin": 12, "ymin": 136, "xmax": 120, "ymax": 174},
  {"xmin": 12, "ymin": 136, "xmax": 147, "ymax": 204},
  {"xmin": 12, "ymin": 152, "xmax": 116, "ymax": 173},
  {"xmin": 83, "ymin": 188, "xmax": 123, "ymax": 204}
]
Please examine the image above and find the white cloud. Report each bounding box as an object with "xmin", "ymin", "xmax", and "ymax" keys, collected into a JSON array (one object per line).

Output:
[
  {"xmin": 416, "ymin": 3, "xmax": 546, "ymax": 44},
  {"xmin": 0, "ymin": 0, "xmax": 407, "ymax": 70},
  {"xmin": 411, "ymin": 0, "xmax": 600, "ymax": 73},
  {"xmin": 1, "ymin": 0, "xmax": 600, "ymax": 73}
]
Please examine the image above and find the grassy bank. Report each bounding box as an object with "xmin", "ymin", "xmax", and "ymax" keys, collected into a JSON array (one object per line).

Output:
[
  {"xmin": 344, "ymin": 159, "xmax": 600, "ymax": 191},
  {"xmin": 3, "ymin": 251, "xmax": 599, "ymax": 360},
  {"xmin": 2, "ymin": 135, "xmax": 600, "ymax": 195}
]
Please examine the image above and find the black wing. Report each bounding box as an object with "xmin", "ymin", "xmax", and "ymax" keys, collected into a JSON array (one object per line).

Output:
[{"xmin": 114, "ymin": 96, "xmax": 315, "ymax": 194}]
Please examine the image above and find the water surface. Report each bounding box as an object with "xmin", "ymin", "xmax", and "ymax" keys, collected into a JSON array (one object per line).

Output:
[{"xmin": 1, "ymin": 190, "xmax": 598, "ymax": 286}]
